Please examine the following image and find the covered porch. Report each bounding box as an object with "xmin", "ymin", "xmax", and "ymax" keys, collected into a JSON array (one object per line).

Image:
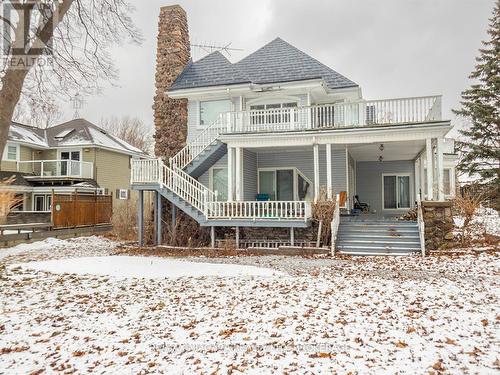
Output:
[{"xmin": 217, "ymin": 136, "xmax": 455, "ymax": 215}]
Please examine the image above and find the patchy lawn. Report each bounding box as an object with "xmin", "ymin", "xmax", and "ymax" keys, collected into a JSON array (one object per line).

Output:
[{"xmin": 0, "ymin": 237, "xmax": 499, "ymax": 374}]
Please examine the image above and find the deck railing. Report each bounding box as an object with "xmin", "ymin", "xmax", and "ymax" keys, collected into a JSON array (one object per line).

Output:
[
  {"xmin": 167, "ymin": 95, "xmax": 442, "ymax": 173},
  {"xmin": 225, "ymin": 95, "xmax": 442, "ymax": 133},
  {"xmin": 16, "ymin": 159, "xmax": 94, "ymax": 179},
  {"xmin": 206, "ymin": 200, "xmax": 311, "ymax": 221},
  {"xmin": 131, "ymin": 159, "xmax": 311, "ymax": 222}
]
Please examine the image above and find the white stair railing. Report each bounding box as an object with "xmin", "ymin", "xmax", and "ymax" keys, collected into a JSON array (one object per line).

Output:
[
  {"xmin": 330, "ymin": 194, "xmax": 341, "ymax": 256},
  {"xmin": 170, "ymin": 116, "xmax": 225, "ymax": 170},
  {"xmin": 132, "ymin": 159, "xmax": 216, "ymax": 214},
  {"xmin": 416, "ymin": 194, "xmax": 426, "ymax": 257}
]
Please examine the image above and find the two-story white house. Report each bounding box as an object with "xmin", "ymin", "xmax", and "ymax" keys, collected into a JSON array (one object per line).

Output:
[{"xmin": 132, "ymin": 37, "xmax": 457, "ymax": 254}]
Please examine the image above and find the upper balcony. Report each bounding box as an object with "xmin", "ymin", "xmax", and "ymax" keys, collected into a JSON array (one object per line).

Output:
[
  {"xmin": 16, "ymin": 160, "xmax": 94, "ymax": 180},
  {"xmin": 221, "ymin": 95, "xmax": 442, "ymax": 134}
]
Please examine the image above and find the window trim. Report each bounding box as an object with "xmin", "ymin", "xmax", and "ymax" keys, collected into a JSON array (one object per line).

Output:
[
  {"xmin": 118, "ymin": 189, "xmax": 129, "ymax": 200},
  {"xmin": 3, "ymin": 143, "xmax": 19, "ymax": 161},
  {"xmin": 381, "ymin": 173, "xmax": 413, "ymax": 210}
]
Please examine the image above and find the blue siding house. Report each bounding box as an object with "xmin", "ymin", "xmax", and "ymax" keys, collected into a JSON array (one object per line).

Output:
[{"xmin": 132, "ymin": 37, "xmax": 457, "ymax": 254}]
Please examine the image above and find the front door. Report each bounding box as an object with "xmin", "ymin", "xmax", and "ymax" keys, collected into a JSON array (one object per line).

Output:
[
  {"xmin": 383, "ymin": 175, "xmax": 410, "ymax": 209},
  {"xmin": 60, "ymin": 151, "xmax": 80, "ymax": 176}
]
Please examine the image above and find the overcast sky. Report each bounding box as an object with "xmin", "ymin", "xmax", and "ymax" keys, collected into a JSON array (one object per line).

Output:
[{"xmin": 63, "ymin": 0, "xmax": 495, "ymax": 137}]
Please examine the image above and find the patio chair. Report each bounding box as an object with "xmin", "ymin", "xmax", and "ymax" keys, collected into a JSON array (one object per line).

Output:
[{"xmin": 354, "ymin": 195, "xmax": 370, "ymax": 212}]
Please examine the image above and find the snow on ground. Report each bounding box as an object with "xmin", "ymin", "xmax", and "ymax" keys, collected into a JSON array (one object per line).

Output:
[
  {"xmin": 0, "ymin": 236, "xmax": 118, "ymax": 262},
  {"xmin": 0, "ymin": 237, "xmax": 499, "ymax": 374},
  {"xmin": 16, "ymin": 256, "xmax": 285, "ymax": 278}
]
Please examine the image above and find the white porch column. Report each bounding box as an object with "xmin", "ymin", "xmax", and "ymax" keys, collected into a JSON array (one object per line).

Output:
[
  {"xmin": 436, "ymin": 137, "xmax": 444, "ymax": 201},
  {"xmin": 227, "ymin": 146, "xmax": 234, "ymax": 202},
  {"xmin": 425, "ymin": 138, "xmax": 433, "ymax": 200},
  {"xmin": 235, "ymin": 147, "xmax": 242, "ymax": 201},
  {"xmin": 313, "ymin": 144, "xmax": 320, "ymax": 202},
  {"xmin": 326, "ymin": 144, "xmax": 332, "ymax": 200},
  {"xmin": 419, "ymin": 154, "xmax": 425, "ymax": 200},
  {"xmin": 414, "ymin": 158, "xmax": 420, "ymax": 202}
]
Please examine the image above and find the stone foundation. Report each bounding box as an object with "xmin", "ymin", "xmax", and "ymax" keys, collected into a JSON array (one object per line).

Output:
[{"xmin": 422, "ymin": 201, "xmax": 454, "ymax": 250}]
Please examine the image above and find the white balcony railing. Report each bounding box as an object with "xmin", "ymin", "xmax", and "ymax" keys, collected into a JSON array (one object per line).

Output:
[
  {"xmin": 225, "ymin": 95, "xmax": 442, "ymax": 133},
  {"xmin": 16, "ymin": 160, "xmax": 94, "ymax": 179}
]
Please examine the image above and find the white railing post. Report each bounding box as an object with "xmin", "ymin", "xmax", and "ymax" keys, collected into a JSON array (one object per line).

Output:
[
  {"xmin": 226, "ymin": 112, "xmax": 232, "ymax": 133},
  {"xmin": 203, "ymin": 189, "xmax": 209, "ymax": 217},
  {"xmin": 40, "ymin": 161, "xmax": 44, "ymax": 177}
]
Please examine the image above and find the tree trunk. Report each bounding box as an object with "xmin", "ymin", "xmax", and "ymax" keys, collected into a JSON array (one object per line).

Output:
[
  {"xmin": 0, "ymin": 69, "xmax": 30, "ymax": 157},
  {"xmin": 0, "ymin": 0, "xmax": 74, "ymax": 156}
]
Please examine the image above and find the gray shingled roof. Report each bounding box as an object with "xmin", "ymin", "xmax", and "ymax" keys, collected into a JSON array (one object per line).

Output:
[
  {"xmin": 171, "ymin": 51, "xmax": 250, "ymax": 90},
  {"xmin": 169, "ymin": 37, "xmax": 357, "ymax": 91}
]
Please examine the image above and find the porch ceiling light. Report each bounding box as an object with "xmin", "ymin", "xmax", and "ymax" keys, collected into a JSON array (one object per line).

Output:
[{"xmin": 379, "ymin": 144, "xmax": 385, "ymax": 151}]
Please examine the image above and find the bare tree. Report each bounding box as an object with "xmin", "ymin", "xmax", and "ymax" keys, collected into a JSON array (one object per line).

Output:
[
  {"xmin": 99, "ymin": 115, "xmax": 153, "ymax": 154},
  {"xmin": 13, "ymin": 95, "xmax": 62, "ymax": 128},
  {"xmin": 0, "ymin": 0, "xmax": 142, "ymax": 155}
]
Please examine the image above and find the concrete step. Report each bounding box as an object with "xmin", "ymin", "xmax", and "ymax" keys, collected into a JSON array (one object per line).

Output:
[
  {"xmin": 337, "ymin": 243, "xmax": 421, "ymax": 251},
  {"xmin": 337, "ymin": 235, "xmax": 420, "ymax": 243},
  {"xmin": 338, "ymin": 228, "xmax": 419, "ymax": 236},
  {"xmin": 339, "ymin": 222, "xmax": 417, "ymax": 228},
  {"xmin": 338, "ymin": 249, "xmax": 419, "ymax": 256},
  {"xmin": 337, "ymin": 239, "xmax": 421, "ymax": 247}
]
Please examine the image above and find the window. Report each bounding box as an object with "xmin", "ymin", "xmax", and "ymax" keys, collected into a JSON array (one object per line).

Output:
[
  {"xmin": 200, "ymin": 100, "xmax": 232, "ymax": 126},
  {"xmin": 211, "ymin": 168, "xmax": 228, "ymax": 201},
  {"xmin": 259, "ymin": 170, "xmax": 276, "ymax": 200},
  {"xmin": 33, "ymin": 194, "xmax": 51, "ymax": 211},
  {"xmin": 117, "ymin": 189, "xmax": 129, "ymax": 200},
  {"xmin": 383, "ymin": 175, "xmax": 410, "ymax": 209},
  {"xmin": 5, "ymin": 145, "xmax": 18, "ymax": 161},
  {"xmin": 258, "ymin": 168, "xmax": 312, "ymax": 201},
  {"xmin": 60, "ymin": 150, "xmax": 81, "ymax": 176}
]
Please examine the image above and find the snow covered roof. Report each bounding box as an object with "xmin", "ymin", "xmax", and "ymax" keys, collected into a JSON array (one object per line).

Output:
[
  {"xmin": 8, "ymin": 123, "xmax": 47, "ymax": 148},
  {"xmin": 8, "ymin": 119, "xmax": 146, "ymax": 156}
]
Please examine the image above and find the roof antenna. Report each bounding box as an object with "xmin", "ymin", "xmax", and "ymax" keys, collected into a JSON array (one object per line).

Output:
[
  {"xmin": 70, "ymin": 93, "xmax": 84, "ymax": 118},
  {"xmin": 190, "ymin": 38, "xmax": 243, "ymax": 60}
]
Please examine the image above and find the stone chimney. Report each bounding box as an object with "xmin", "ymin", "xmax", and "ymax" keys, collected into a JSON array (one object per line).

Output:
[{"xmin": 153, "ymin": 5, "xmax": 190, "ymax": 160}]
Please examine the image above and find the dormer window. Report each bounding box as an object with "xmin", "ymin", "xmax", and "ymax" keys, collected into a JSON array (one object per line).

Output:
[{"xmin": 54, "ymin": 129, "xmax": 74, "ymax": 139}]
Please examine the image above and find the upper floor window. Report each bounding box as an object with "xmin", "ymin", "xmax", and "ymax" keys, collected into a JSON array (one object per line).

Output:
[
  {"xmin": 3, "ymin": 144, "xmax": 19, "ymax": 161},
  {"xmin": 200, "ymin": 100, "xmax": 231, "ymax": 126}
]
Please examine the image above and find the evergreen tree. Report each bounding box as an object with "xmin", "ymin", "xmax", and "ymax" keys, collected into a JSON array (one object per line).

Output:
[{"xmin": 454, "ymin": 0, "xmax": 500, "ymax": 185}]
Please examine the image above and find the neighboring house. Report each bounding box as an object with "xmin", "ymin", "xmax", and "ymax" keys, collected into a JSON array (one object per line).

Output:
[
  {"xmin": 1, "ymin": 118, "xmax": 146, "ymax": 214},
  {"xmin": 133, "ymin": 37, "xmax": 457, "ymax": 252}
]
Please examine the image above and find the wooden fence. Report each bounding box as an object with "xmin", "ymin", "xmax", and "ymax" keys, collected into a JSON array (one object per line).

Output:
[{"xmin": 52, "ymin": 193, "xmax": 112, "ymax": 229}]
